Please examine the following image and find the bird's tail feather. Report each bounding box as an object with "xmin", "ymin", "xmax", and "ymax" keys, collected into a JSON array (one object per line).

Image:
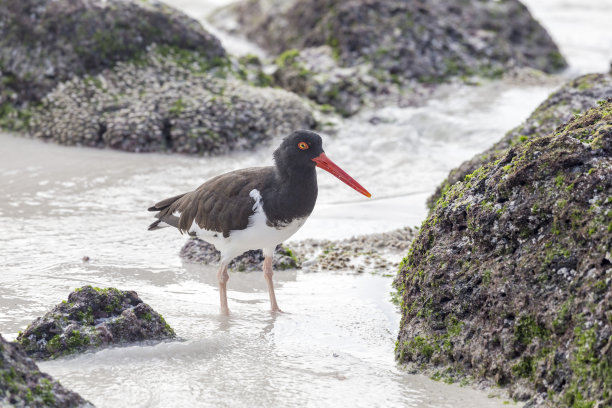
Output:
[
  {"xmin": 148, "ymin": 193, "xmax": 186, "ymax": 212},
  {"xmin": 148, "ymin": 219, "xmax": 164, "ymax": 231},
  {"xmin": 148, "ymin": 194, "xmax": 185, "ymax": 231},
  {"xmin": 148, "ymin": 214, "xmax": 180, "ymax": 231}
]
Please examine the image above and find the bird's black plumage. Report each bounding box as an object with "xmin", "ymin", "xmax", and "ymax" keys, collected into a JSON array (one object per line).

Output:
[
  {"xmin": 147, "ymin": 130, "xmax": 371, "ymax": 314},
  {"xmin": 148, "ymin": 130, "xmax": 323, "ymax": 238}
]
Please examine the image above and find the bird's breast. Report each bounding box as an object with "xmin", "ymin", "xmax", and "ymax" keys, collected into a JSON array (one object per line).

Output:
[{"xmin": 189, "ymin": 188, "xmax": 308, "ymax": 261}]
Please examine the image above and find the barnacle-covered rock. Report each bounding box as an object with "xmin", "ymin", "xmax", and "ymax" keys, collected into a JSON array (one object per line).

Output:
[
  {"xmin": 28, "ymin": 46, "xmax": 315, "ymax": 154},
  {"xmin": 16, "ymin": 286, "xmax": 175, "ymax": 360},
  {"xmin": 290, "ymin": 226, "xmax": 416, "ymax": 273},
  {"xmin": 395, "ymin": 100, "xmax": 612, "ymax": 407}
]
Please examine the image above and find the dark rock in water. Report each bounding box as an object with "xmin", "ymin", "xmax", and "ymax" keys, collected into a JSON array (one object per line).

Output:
[
  {"xmin": 181, "ymin": 239, "xmax": 299, "ymax": 271},
  {"xmin": 428, "ymin": 73, "xmax": 612, "ymax": 208},
  {"xmin": 0, "ymin": 0, "xmax": 224, "ymax": 107},
  {"xmin": 26, "ymin": 46, "xmax": 315, "ymax": 153},
  {"xmin": 395, "ymin": 100, "xmax": 612, "ymax": 406},
  {"xmin": 0, "ymin": 334, "xmax": 92, "ymax": 407},
  {"xmin": 213, "ymin": 0, "xmax": 566, "ymax": 114},
  {"xmin": 16, "ymin": 286, "xmax": 175, "ymax": 360}
]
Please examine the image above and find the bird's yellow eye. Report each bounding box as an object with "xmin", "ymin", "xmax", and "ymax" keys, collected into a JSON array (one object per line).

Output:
[{"xmin": 298, "ymin": 142, "xmax": 309, "ymax": 150}]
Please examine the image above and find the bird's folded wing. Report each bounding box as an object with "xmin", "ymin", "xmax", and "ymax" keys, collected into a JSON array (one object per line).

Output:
[{"xmin": 150, "ymin": 167, "xmax": 273, "ymax": 238}]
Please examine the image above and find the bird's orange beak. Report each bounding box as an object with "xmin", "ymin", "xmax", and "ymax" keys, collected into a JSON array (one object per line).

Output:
[{"xmin": 312, "ymin": 152, "xmax": 371, "ymax": 198}]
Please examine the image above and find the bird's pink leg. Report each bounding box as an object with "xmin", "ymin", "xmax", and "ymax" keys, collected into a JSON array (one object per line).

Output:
[
  {"xmin": 217, "ymin": 263, "xmax": 230, "ymax": 315},
  {"xmin": 263, "ymin": 255, "xmax": 282, "ymax": 312}
]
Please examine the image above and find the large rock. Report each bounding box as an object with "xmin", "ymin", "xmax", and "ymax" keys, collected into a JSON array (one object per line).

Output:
[
  {"xmin": 0, "ymin": 334, "xmax": 92, "ymax": 407},
  {"xmin": 27, "ymin": 46, "xmax": 315, "ymax": 153},
  {"xmin": 0, "ymin": 0, "xmax": 225, "ymax": 107},
  {"xmin": 17, "ymin": 286, "xmax": 175, "ymax": 360},
  {"xmin": 215, "ymin": 0, "xmax": 566, "ymax": 85},
  {"xmin": 428, "ymin": 72, "xmax": 612, "ymax": 208},
  {"xmin": 394, "ymin": 100, "xmax": 612, "ymax": 406}
]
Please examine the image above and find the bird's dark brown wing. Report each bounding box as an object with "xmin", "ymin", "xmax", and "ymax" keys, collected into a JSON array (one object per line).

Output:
[{"xmin": 148, "ymin": 167, "xmax": 275, "ymax": 238}]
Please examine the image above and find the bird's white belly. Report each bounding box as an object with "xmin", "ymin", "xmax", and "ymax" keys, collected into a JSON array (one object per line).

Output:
[{"xmin": 188, "ymin": 189, "xmax": 307, "ymax": 263}]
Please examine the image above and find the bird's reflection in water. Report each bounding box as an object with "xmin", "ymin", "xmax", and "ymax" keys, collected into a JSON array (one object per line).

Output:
[{"xmin": 214, "ymin": 310, "xmax": 280, "ymax": 334}]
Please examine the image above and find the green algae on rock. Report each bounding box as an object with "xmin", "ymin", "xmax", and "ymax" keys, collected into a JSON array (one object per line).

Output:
[
  {"xmin": 428, "ymin": 72, "xmax": 612, "ymax": 209},
  {"xmin": 212, "ymin": 0, "xmax": 566, "ymax": 115},
  {"xmin": 26, "ymin": 46, "xmax": 315, "ymax": 154},
  {"xmin": 1, "ymin": 334, "xmax": 92, "ymax": 407},
  {"xmin": 17, "ymin": 286, "xmax": 175, "ymax": 360},
  {"xmin": 395, "ymin": 100, "xmax": 612, "ymax": 406},
  {"xmin": 271, "ymin": 46, "xmax": 382, "ymax": 117},
  {"xmin": 0, "ymin": 0, "xmax": 315, "ymax": 155},
  {"xmin": 0, "ymin": 0, "xmax": 225, "ymax": 107}
]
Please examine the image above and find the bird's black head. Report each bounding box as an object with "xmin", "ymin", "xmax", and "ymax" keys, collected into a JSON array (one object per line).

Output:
[
  {"xmin": 273, "ymin": 130, "xmax": 324, "ymax": 174},
  {"xmin": 273, "ymin": 129, "xmax": 371, "ymax": 197}
]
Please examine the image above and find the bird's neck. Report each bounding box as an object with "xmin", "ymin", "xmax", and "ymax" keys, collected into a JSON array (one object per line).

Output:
[
  {"xmin": 276, "ymin": 164, "xmax": 318, "ymax": 199},
  {"xmin": 276, "ymin": 162, "xmax": 316, "ymax": 182},
  {"xmin": 262, "ymin": 165, "xmax": 318, "ymax": 223}
]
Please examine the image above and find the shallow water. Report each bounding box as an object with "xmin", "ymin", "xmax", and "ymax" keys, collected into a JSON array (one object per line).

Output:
[
  {"xmin": 1, "ymin": 0, "xmax": 611, "ymax": 407},
  {"xmin": 0, "ymin": 83, "xmax": 547, "ymax": 408},
  {"xmin": 521, "ymin": 0, "xmax": 612, "ymax": 76}
]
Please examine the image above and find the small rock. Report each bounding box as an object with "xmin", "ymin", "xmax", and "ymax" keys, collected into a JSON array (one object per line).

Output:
[
  {"xmin": 16, "ymin": 286, "xmax": 175, "ymax": 360},
  {"xmin": 180, "ymin": 226, "xmax": 416, "ymax": 275},
  {"xmin": 180, "ymin": 239, "xmax": 300, "ymax": 271}
]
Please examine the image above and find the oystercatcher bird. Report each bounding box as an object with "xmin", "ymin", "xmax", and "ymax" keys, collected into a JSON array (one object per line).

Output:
[{"xmin": 147, "ymin": 130, "xmax": 370, "ymax": 314}]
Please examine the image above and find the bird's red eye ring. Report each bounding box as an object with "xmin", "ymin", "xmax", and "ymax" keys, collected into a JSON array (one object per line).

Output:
[{"xmin": 298, "ymin": 142, "xmax": 309, "ymax": 150}]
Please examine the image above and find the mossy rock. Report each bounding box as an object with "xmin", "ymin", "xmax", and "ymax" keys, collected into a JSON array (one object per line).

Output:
[
  {"xmin": 395, "ymin": 99, "xmax": 612, "ymax": 406},
  {"xmin": 0, "ymin": 0, "xmax": 225, "ymax": 107},
  {"xmin": 1, "ymin": 334, "xmax": 92, "ymax": 407},
  {"xmin": 17, "ymin": 286, "xmax": 175, "ymax": 360},
  {"xmin": 428, "ymin": 73, "xmax": 612, "ymax": 208},
  {"xmin": 25, "ymin": 45, "xmax": 315, "ymax": 154},
  {"xmin": 215, "ymin": 0, "xmax": 566, "ymax": 84},
  {"xmin": 271, "ymin": 46, "xmax": 380, "ymax": 117}
]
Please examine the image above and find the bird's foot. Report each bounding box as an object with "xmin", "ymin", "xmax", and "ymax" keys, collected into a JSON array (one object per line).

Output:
[
  {"xmin": 270, "ymin": 306, "xmax": 284, "ymax": 314},
  {"xmin": 220, "ymin": 306, "xmax": 231, "ymax": 316}
]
